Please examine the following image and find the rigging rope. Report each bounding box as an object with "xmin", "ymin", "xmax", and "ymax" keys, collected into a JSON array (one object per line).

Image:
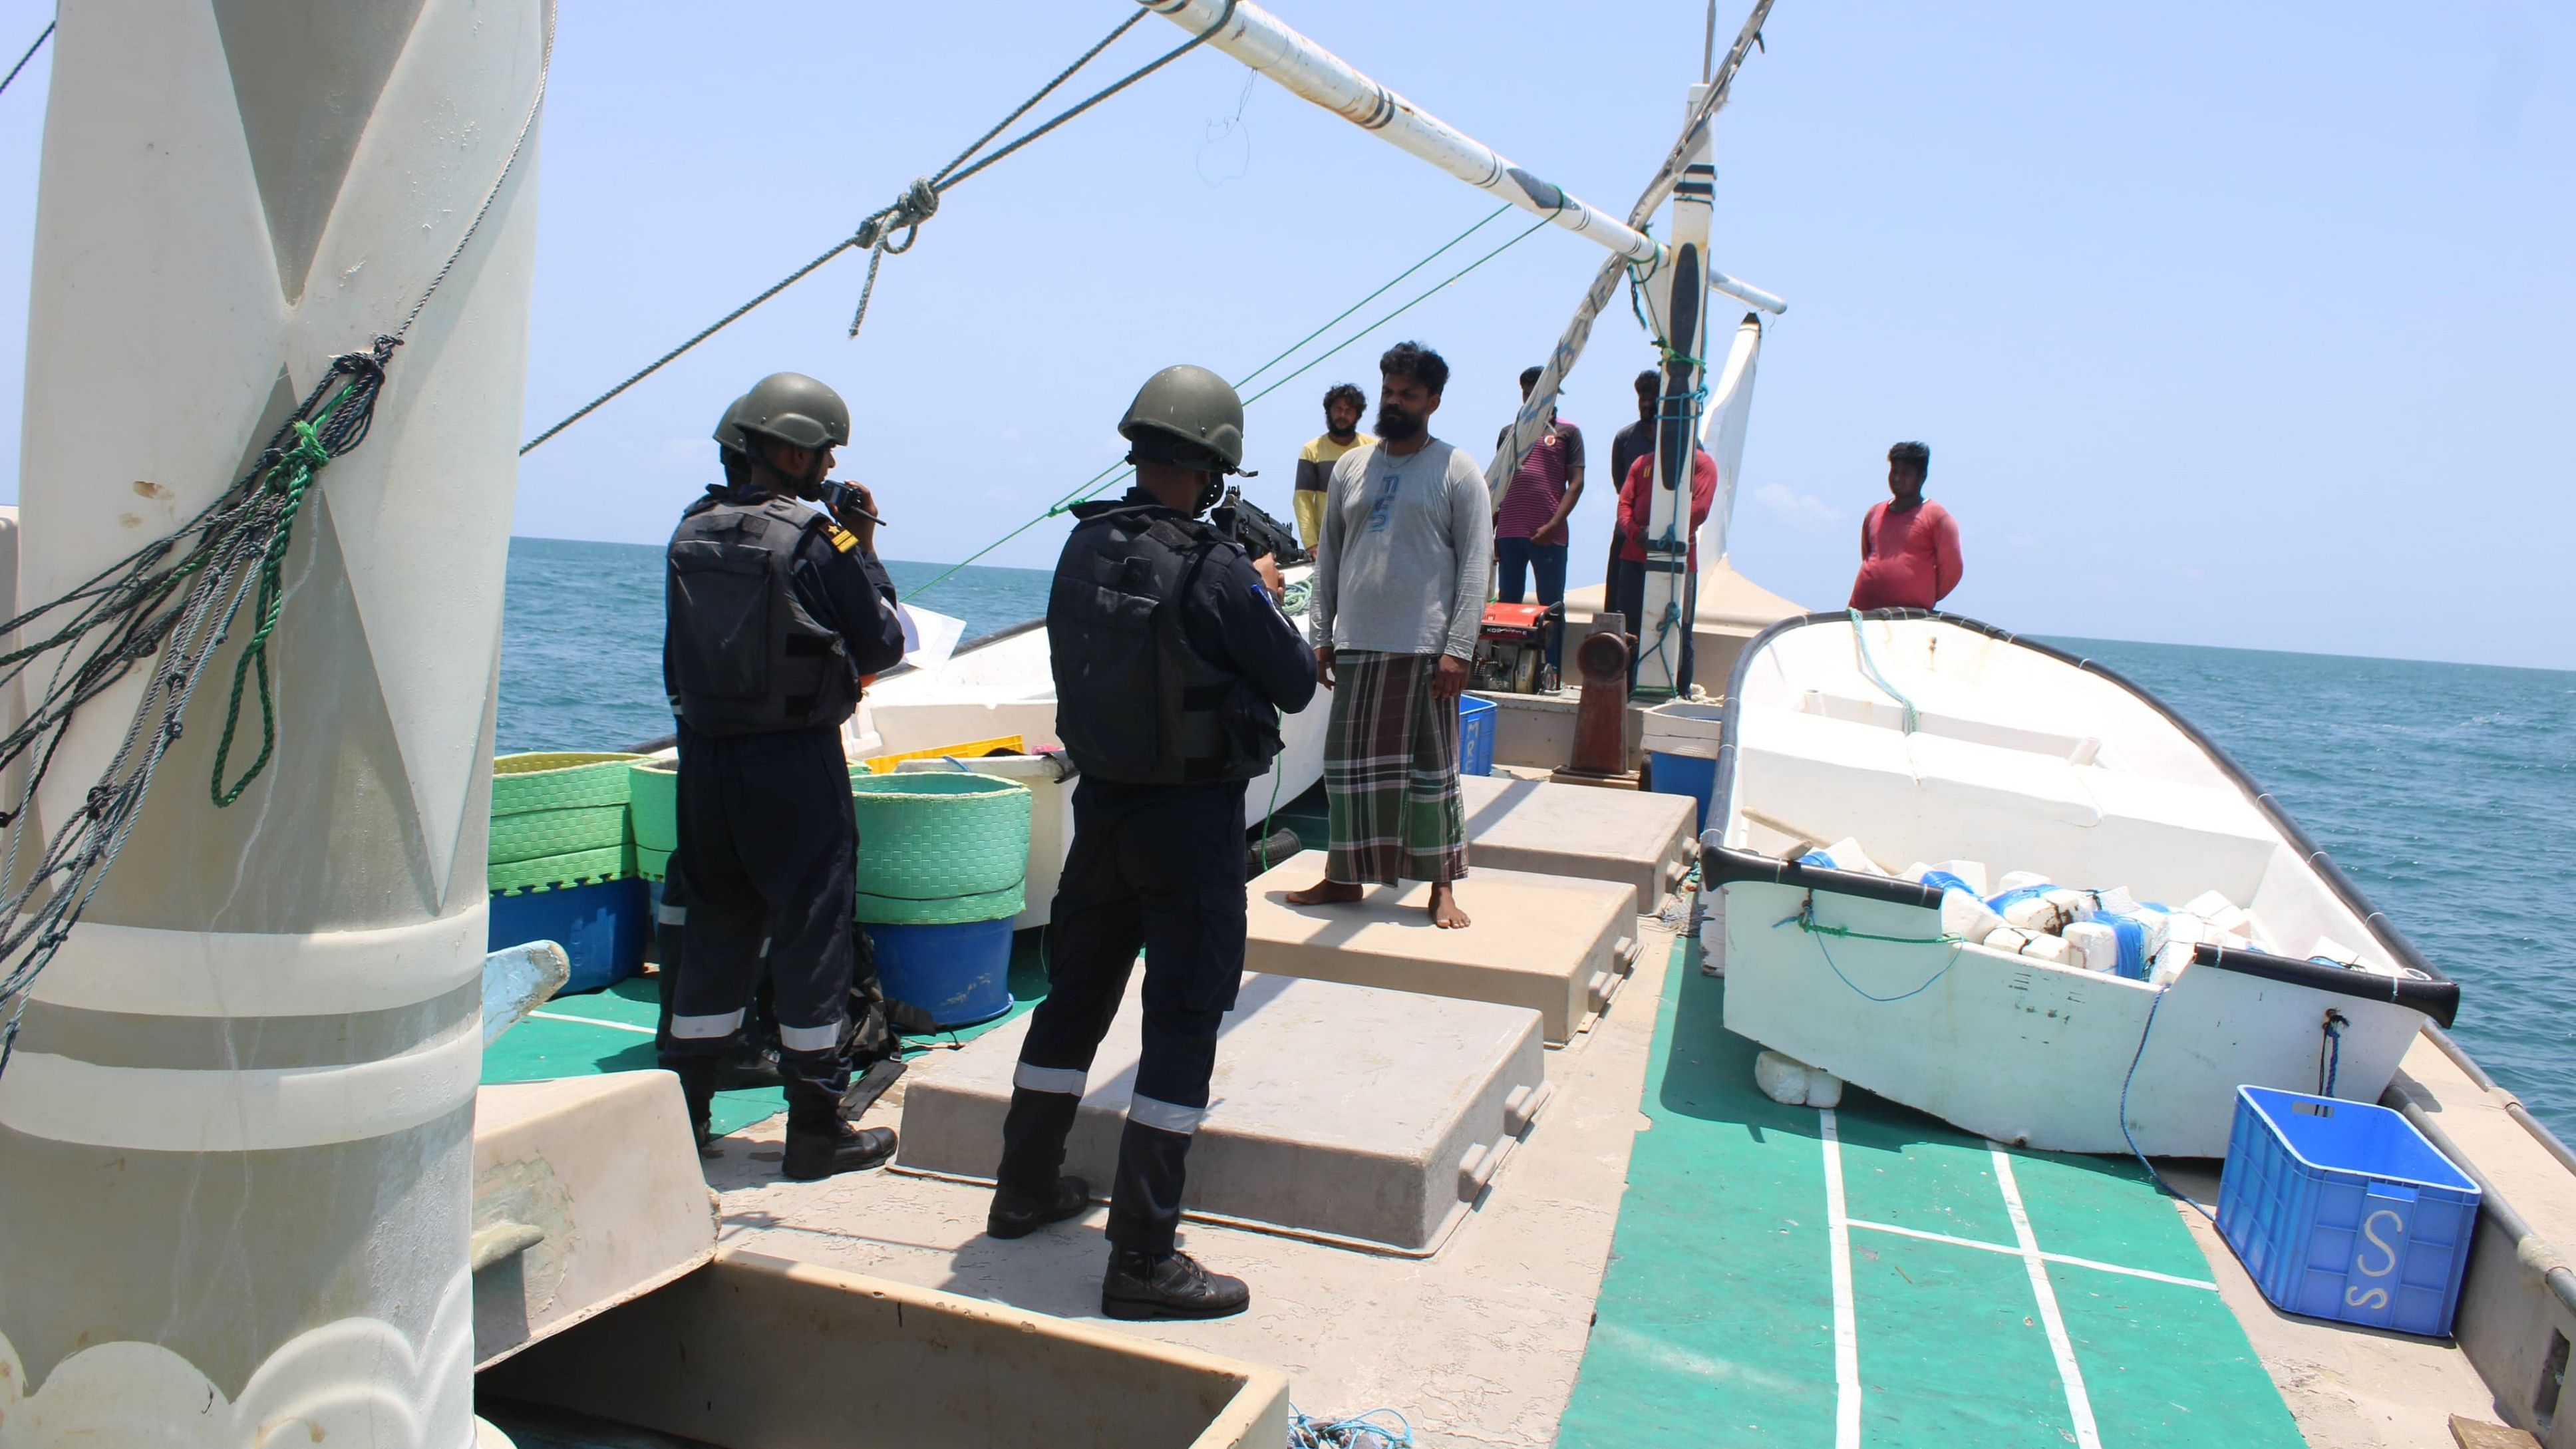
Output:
[
  {"xmin": 905, "ymin": 206, "xmax": 1549, "ymax": 601},
  {"xmin": 0, "ymin": 20, "xmax": 49, "ymax": 98},
  {"xmin": 518, "ymin": 3, "xmax": 1235, "ymax": 456},
  {"xmin": 0, "ymin": 15, "xmax": 555, "ymax": 1080}
]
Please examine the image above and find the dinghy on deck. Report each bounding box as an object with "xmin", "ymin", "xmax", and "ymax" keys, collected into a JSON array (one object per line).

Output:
[
  {"xmin": 1705, "ymin": 610, "xmax": 2460, "ymax": 1158},
  {"xmin": 855, "ymin": 560, "xmax": 1330, "ymax": 819}
]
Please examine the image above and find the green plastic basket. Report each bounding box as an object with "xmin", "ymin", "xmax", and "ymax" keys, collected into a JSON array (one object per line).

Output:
[
  {"xmin": 850, "ymin": 772, "xmax": 1031, "ymax": 903},
  {"xmin": 489, "ymin": 843, "xmax": 635, "ymax": 896},
  {"xmin": 629, "ymin": 760, "xmax": 679, "ymax": 853},
  {"xmin": 489, "ymin": 804, "xmax": 630, "ymax": 865},
  {"xmin": 637, "ymin": 845, "xmax": 671, "ymax": 884},
  {"xmin": 493, "ymin": 752, "xmax": 646, "ymax": 814},
  {"xmin": 855, "ymin": 881, "xmax": 1025, "ymax": 926}
]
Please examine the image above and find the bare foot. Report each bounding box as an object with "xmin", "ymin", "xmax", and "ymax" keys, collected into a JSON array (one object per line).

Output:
[
  {"xmin": 1428, "ymin": 881, "xmax": 1470, "ymax": 929},
  {"xmin": 1285, "ymin": 879, "xmax": 1364, "ymax": 907}
]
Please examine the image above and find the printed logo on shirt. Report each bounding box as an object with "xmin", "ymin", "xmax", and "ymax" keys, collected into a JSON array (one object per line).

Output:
[{"xmin": 1365, "ymin": 468, "xmax": 1402, "ymax": 535}]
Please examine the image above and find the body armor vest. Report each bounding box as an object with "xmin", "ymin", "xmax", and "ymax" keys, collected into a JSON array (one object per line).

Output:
[
  {"xmin": 1049, "ymin": 502, "xmax": 1276, "ymax": 786},
  {"xmin": 666, "ymin": 494, "xmax": 860, "ymax": 735}
]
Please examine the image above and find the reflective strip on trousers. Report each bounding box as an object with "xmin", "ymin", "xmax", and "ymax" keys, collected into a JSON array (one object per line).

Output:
[
  {"xmin": 778, "ymin": 1019, "xmax": 842, "ymax": 1054},
  {"xmin": 671, "ymin": 1008, "xmax": 746, "ymax": 1040},
  {"xmin": 657, "ymin": 902, "xmax": 687, "ymax": 925},
  {"xmin": 1128, "ymin": 1093, "xmax": 1208, "ymax": 1136},
  {"xmin": 1015, "ymin": 1062, "xmax": 1089, "ymax": 1096}
]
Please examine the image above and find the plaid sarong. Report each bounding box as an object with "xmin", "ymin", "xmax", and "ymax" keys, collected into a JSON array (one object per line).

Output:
[{"xmin": 1321, "ymin": 650, "xmax": 1468, "ymax": 886}]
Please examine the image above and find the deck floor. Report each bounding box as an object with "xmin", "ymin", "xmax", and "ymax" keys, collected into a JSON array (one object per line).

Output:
[{"xmin": 481, "ymin": 903, "xmax": 2499, "ymax": 1445}]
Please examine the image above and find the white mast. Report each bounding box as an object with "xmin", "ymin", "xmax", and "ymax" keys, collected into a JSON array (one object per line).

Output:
[
  {"xmin": 0, "ymin": 2, "xmax": 550, "ymax": 1443},
  {"xmin": 1631, "ymin": 90, "xmax": 1718, "ymax": 700}
]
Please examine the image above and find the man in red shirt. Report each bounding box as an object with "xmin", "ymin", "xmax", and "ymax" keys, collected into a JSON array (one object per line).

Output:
[
  {"xmin": 1848, "ymin": 440, "xmax": 1963, "ymax": 611},
  {"xmin": 1612, "ymin": 444, "xmax": 1717, "ymax": 693}
]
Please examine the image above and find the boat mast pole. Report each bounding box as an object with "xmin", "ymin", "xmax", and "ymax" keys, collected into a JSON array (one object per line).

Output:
[
  {"xmin": 0, "ymin": 3, "xmax": 550, "ymax": 1442},
  {"xmin": 1140, "ymin": 0, "xmax": 1659, "ymax": 264},
  {"xmin": 1633, "ymin": 88, "xmax": 1716, "ymax": 701}
]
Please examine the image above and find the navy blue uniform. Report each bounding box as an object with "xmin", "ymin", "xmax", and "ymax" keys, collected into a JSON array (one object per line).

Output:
[
  {"xmin": 999, "ymin": 490, "xmax": 1317, "ymax": 1256},
  {"xmin": 661, "ymin": 486, "xmax": 907, "ymax": 1127}
]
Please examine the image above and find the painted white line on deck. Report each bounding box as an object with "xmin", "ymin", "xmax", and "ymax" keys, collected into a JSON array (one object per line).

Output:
[
  {"xmin": 1990, "ymin": 1144, "xmax": 2103, "ymax": 1449},
  {"xmin": 1842, "ymin": 1217, "xmax": 2219, "ymax": 1291},
  {"xmin": 528, "ymin": 1011, "xmax": 657, "ymax": 1036},
  {"xmin": 1820, "ymin": 1108, "xmax": 1862, "ymax": 1449}
]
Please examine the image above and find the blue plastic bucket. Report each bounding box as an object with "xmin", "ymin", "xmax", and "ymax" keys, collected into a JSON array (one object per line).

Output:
[
  {"xmin": 1459, "ymin": 696, "xmax": 1498, "ymax": 777},
  {"xmin": 489, "ymin": 877, "xmax": 648, "ymax": 995},
  {"xmin": 1647, "ymin": 750, "xmax": 1718, "ymax": 831},
  {"xmin": 870, "ymin": 917, "xmax": 1015, "ymax": 1029}
]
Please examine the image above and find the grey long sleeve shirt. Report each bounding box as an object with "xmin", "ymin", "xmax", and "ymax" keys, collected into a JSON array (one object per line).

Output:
[{"xmin": 1308, "ymin": 438, "xmax": 1494, "ymax": 659}]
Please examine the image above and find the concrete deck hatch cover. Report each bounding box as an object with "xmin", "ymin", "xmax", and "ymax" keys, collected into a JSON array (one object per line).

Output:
[
  {"xmin": 895, "ymin": 972, "xmax": 1549, "ymax": 1253},
  {"xmin": 1245, "ymin": 852, "xmax": 1640, "ymax": 1045},
  {"xmin": 1461, "ymin": 774, "xmax": 1696, "ymax": 907}
]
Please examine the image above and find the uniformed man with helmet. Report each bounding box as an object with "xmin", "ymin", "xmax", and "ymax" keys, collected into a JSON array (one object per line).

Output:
[
  {"xmin": 659, "ymin": 371, "xmax": 909, "ymax": 1180},
  {"xmin": 983, "ymin": 365, "xmax": 1318, "ymax": 1321}
]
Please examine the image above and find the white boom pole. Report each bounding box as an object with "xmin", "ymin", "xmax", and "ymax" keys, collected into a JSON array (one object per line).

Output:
[
  {"xmin": 1141, "ymin": 0, "xmax": 1656, "ymax": 264},
  {"xmin": 1632, "ymin": 86, "xmax": 1717, "ymax": 701}
]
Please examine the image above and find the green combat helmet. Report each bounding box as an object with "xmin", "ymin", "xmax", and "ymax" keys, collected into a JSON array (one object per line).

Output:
[
  {"xmin": 711, "ymin": 393, "xmax": 750, "ymax": 452},
  {"xmin": 732, "ymin": 372, "xmax": 851, "ymax": 452},
  {"xmin": 1118, "ymin": 365, "xmax": 1247, "ymax": 474}
]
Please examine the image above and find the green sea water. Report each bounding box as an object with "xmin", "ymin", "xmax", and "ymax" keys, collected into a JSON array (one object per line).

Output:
[{"xmin": 497, "ymin": 536, "xmax": 2576, "ymax": 1142}]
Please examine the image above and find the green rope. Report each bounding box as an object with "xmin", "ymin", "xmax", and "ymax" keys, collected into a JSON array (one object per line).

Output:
[
  {"xmin": 1846, "ymin": 607, "xmax": 1921, "ymax": 733},
  {"xmin": 909, "ymin": 209, "xmax": 1552, "ymax": 601},
  {"xmin": 208, "ymin": 414, "xmax": 334, "ymax": 806}
]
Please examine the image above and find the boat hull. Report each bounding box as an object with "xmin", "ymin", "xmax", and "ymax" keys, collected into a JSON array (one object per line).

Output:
[{"xmin": 1716, "ymin": 878, "xmax": 2423, "ymax": 1156}]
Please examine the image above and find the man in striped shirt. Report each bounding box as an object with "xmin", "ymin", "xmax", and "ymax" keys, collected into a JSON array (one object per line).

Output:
[{"xmin": 1291, "ymin": 383, "xmax": 1372, "ymax": 554}]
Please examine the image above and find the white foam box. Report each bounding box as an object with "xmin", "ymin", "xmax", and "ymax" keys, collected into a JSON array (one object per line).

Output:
[
  {"xmin": 1245, "ymin": 852, "xmax": 1641, "ymax": 1044},
  {"xmin": 893, "ymin": 972, "xmax": 1549, "ymax": 1253},
  {"xmin": 1460, "ymin": 773, "xmax": 1698, "ymax": 907}
]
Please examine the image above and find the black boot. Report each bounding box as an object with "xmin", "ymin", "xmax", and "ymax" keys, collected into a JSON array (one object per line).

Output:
[
  {"xmin": 1101, "ymin": 1247, "xmax": 1249, "ymax": 1321},
  {"xmin": 782, "ymin": 1120, "xmax": 897, "ymax": 1180},
  {"xmin": 988, "ymin": 1175, "xmax": 1090, "ymax": 1239},
  {"xmin": 667, "ymin": 1056, "xmax": 719, "ymax": 1155}
]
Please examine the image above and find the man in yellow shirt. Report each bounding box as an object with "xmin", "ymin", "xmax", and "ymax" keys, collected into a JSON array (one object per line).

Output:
[{"xmin": 1292, "ymin": 383, "xmax": 1373, "ymax": 553}]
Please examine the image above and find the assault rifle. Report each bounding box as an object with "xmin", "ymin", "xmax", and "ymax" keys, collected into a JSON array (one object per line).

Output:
[{"xmin": 1209, "ymin": 486, "xmax": 1306, "ymax": 567}]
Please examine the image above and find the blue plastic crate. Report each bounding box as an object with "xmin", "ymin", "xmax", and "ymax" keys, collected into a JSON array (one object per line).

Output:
[
  {"xmin": 489, "ymin": 877, "xmax": 648, "ymax": 996},
  {"xmin": 1459, "ymin": 696, "xmax": 1498, "ymax": 777},
  {"xmin": 2215, "ymin": 1085, "xmax": 2479, "ymax": 1337}
]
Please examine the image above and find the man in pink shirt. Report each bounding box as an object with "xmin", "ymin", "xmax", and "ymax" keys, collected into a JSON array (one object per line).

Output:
[
  {"xmin": 1849, "ymin": 440, "xmax": 1963, "ymax": 611},
  {"xmin": 1612, "ymin": 444, "xmax": 1717, "ymax": 693}
]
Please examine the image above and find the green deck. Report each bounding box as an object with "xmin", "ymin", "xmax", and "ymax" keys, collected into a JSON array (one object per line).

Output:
[
  {"xmin": 479, "ymin": 930, "xmax": 1055, "ymax": 1137},
  {"xmin": 479, "ymin": 911, "xmax": 2307, "ymax": 1444},
  {"xmin": 1559, "ymin": 936, "xmax": 2305, "ymax": 1447}
]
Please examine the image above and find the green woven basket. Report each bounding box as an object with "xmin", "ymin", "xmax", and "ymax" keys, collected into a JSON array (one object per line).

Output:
[
  {"xmin": 850, "ymin": 772, "xmax": 1031, "ymax": 903},
  {"xmin": 492, "ymin": 752, "xmax": 647, "ymax": 815},
  {"xmin": 856, "ymin": 881, "xmax": 1025, "ymax": 926},
  {"xmin": 489, "ymin": 804, "xmax": 630, "ymax": 865},
  {"xmin": 629, "ymin": 760, "xmax": 679, "ymax": 853},
  {"xmin": 490, "ymin": 843, "xmax": 635, "ymax": 897}
]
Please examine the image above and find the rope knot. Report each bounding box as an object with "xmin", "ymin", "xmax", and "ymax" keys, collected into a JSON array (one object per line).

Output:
[{"xmin": 853, "ymin": 178, "xmax": 940, "ymax": 251}]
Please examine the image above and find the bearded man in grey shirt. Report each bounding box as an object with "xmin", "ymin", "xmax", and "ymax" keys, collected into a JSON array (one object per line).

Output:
[{"xmin": 1286, "ymin": 341, "xmax": 1492, "ymax": 929}]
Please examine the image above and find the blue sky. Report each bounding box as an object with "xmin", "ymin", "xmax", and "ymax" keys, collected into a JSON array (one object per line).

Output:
[{"xmin": 1, "ymin": 3, "xmax": 2567, "ymax": 667}]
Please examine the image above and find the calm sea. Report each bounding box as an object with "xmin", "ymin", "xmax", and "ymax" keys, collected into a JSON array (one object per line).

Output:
[{"xmin": 498, "ymin": 538, "xmax": 2576, "ymax": 1142}]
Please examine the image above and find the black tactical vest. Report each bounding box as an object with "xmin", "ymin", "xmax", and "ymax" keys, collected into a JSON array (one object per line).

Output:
[
  {"xmin": 1048, "ymin": 502, "xmax": 1274, "ymax": 785},
  {"xmin": 665, "ymin": 494, "xmax": 860, "ymax": 735}
]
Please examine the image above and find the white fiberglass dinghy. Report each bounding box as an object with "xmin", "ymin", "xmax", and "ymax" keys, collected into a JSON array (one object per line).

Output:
[
  {"xmin": 858, "ymin": 557, "xmax": 1328, "ymax": 815},
  {"xmin": 1704, "ymin": 610, "xmax": 2458, "ymax": 1157}
]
